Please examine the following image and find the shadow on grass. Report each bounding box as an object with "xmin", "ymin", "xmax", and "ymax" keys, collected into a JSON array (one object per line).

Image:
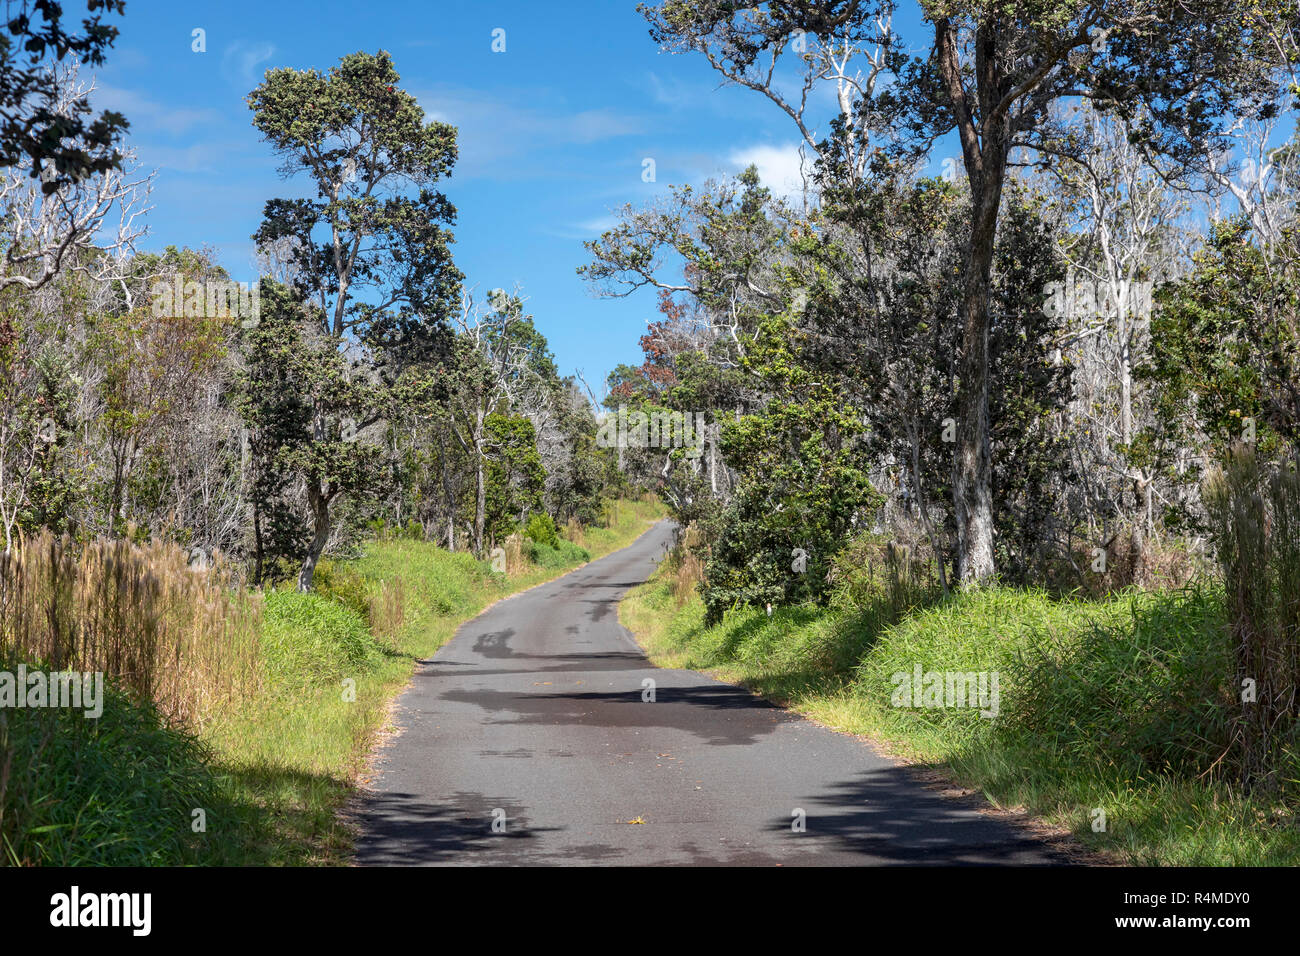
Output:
[{"xmin": 209, "ymin": 760, "xmax": 359, "ymax": 866}]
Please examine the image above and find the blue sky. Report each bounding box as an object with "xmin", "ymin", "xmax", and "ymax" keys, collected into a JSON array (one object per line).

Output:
[
  {"xmin": 88, "ymin": 2, "xmax": 1290, "ymax": 386},
  {"xmin": 88, "ymin": 0, "xmax": 907, "ymax": 388}
]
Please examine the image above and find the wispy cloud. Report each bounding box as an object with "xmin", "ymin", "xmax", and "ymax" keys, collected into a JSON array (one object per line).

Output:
[
  {"xmin": 419, "ymin": 86, "xmax": 648, "ymax": 179},
  {"xmin": 221, "ymin": 40, "xmax": 276, "ymax": 92},
  {"xmin": 137, "ymin": 143, "xmax": 220, "ymax": 173},
  {"xmin": 90, "ymin": 83, "xmax": 222, "ymax": 136},
  {"xmin": 567, "ymin": 109, "xmax": 644, "ymax": 144},
  {"xmin": 542, "ymin": 214, "xmax": 621, "ymax": 241}
]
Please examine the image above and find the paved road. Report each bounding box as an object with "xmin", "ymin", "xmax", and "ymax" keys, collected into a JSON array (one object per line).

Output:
[{"xmin": 356, "ymin": 520, "xmax": 1064, "ymax": 866}]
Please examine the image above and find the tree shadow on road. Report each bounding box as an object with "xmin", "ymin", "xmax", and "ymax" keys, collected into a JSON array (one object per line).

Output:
[{"xmin": 762, "ymin": 765, "xmax": 1071, "ymax": 865}]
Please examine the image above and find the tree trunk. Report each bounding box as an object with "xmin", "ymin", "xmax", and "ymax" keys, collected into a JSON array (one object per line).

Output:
[
  {"xmin": 252, "ymin": 491, "xmax": 265, "ymax": 586},
  {"xmin": 473, "ymin": 408, "xmax": 486, "ymax": 557},
  {"xmin": 297, "ymin": 478, "xmax": 331, "ymax": 592},
  {"xmin": 952, "ymin": 162, "xmax": 1004, "ymax": 586},
  {"xmin": 935, "ymin": 16, "xmax": 1005, "ymax": 588},
  {"xmin": 441, "ymin": 444, "xmax": 456, "ymax": 551},
  {"xmin": 709, "ymin": 422, "xmax": 718, "ymax": 494}
]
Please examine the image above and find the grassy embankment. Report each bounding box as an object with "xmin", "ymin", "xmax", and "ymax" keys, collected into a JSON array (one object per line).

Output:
[
  {"xmin": 0, "ymin": 496, "xmax": 664, "ymax": 866},
  {"xmin": 620, "ymin": 551, "xmax": 1300, "ymax": 866}
]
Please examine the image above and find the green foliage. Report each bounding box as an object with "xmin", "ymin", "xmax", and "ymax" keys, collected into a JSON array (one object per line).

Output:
[
  {"xmin": 1141, "ymin": 218, "xmax": 1300, "ymax": 496},
  {"xmin": 703, "ymin": 312, "xmax": 879, "ymax": 623},
  {"xmin": 486, "ymin": 414, "xmax": 546, "ymax": 544},
  {"xmin": 0, "ymin": 308, "xmax": 83, "ymax": 545},
  {"xmin": 528, "ymin": 537, "xmax": 591, "ymax": 568},
  {"xmin": 523, "ymin": 511, "xmax": 560, "ymax": 549},
  {"xmin": 808, "ymin": 176, "xmax": 1073, "ymax": 585},
  {"xmin": 247, "ymin": 50, "xmax": 461, "ymax": 346},
  {"xmin": 312, "ymin": 560, "xmax": 374, "ymax": 624},
  {"xmin": 236, "ymin": 280, "xmax": 404, "ymax": 586},
  {"xmin": 998, "ymin": 586, "xmax": 1234, "ymax": 779},
  {"xmin": 245, "ymin": 50, "xmax": 461, "ymax": 588},
  {"xmin": 0, "ymin": 0, "xmax": 128, "ymax": 192}
]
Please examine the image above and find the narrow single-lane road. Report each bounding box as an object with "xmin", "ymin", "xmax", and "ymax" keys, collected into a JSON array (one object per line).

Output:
[{"xmin": 356, "ymin": 521, "xmax": 1064, "ymax": 866}]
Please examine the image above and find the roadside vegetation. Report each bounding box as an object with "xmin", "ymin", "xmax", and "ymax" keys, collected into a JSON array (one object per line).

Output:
[
  {"xmin": 0, "ymin": 18, "xmax": 666, "ymax": 867},
  {"xmin": 595, "ymin": 0, "xmax": 1300, "ymax": 869},
  {"xmin": 2, "ymin": 496, "xmax": 663, "ymax": 865},
  {"xmin": 623, "ymin": 526, "xmax": 1300, "ymax": 866}
]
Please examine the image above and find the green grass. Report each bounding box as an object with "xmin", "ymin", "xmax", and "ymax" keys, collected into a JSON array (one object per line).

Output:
[
  {"xmin": 0, "ymin": 672, "xmax": 252, "ymax": 866},
  {"xmin": 528, "ymin": 538, "xmax": 591, "ymax": 567},
  {"xmin": 620, "ymin": 567, "xmax": 1300, "ymax": 866}
]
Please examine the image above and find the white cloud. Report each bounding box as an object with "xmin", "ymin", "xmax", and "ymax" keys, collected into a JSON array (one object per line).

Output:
[
  {"xmin": 418, "ymin": 86, "xmax": 647, "ymax": 179},
  {"xmin": 542, "ymin": 214, "xmax": 620, "ymax": 241},
  {"xmin": 139, "ymin": 143, "xmax": 218, "ymax": 173},
  {"xmin": 728, "ymin": 142, "xmax": 811, "ymax": 200},
  {"xmin": 567, "ymin": 109, "xmax": 644, "ymax": 144}
]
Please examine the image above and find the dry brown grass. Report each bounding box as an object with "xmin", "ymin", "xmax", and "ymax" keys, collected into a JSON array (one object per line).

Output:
[
  {"xmin": 1070, "ymin": 527, "xmax": 1205, "ymax": 595},
  {"xmin": 0, "ymin": 530, "xmax": 261, "ymax": 729},
  {"xmin": 504, "ymin": 532, "xmax": 529, "ymax": 575},
  {"xmin": 666, "ymin": 523, "xmax": 706, "ymax": 607},
  {"xmin": 564, "ymin": 516, "xmax": 587, "ymax": 550},
  {"xmin": 672, "ymin": 549, "xmax": 705, "ymax": 607}
]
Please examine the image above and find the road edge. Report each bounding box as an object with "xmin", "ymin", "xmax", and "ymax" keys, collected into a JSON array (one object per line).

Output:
[{"xmin": 338, "ymin": 517, "xmax": 674, "ymax": 863}]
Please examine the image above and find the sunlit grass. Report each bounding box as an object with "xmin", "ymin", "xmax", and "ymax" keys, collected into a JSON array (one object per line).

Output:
[{"xmin": 621, "ymin": 568, "xmax": 1300, "ymax": 866}]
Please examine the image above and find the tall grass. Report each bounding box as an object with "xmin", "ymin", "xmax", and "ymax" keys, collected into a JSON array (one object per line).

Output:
[
  {"xmin": 0, "ymin": 530, "xmax": 261, "ymax": 726},
  {"xmin": 829, "ymin": 535, "xmax": 945, "ymax": 622},
  {"xmin": 0, "ymin": 532, "xmax": 262, "ymax": 865},
  {"xmin": 622, "ymin": 560, "xmax": 1300, "ymax": 864},
  {"xmin": 1205, "ymin": 447, "xmax": 1300, "ymax": 789},
  {"xmin": 2, "ymin": 495, "xmax": 666, "ymax": 865}
]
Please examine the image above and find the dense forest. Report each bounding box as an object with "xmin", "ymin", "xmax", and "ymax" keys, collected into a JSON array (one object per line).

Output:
[{"xmin": 583, "ymin": 0, "xmax": 1300, "ymax": 799}]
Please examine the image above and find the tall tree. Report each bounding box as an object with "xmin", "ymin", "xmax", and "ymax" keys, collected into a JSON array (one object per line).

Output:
[{"xmin": 246, "ymin": 50, "xmax": 461, "ymax": 589}]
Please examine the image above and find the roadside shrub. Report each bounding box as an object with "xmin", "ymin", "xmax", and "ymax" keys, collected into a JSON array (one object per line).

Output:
[
  {"xmin": 313, "ymin": 560, "xmax": 372, "ymax": 624},
  {"xmin": 528, "ymin": 538, "xmax": 590, "ymax": 568},
  {"xmin": 524, "ymin": 513, "xmax": 560, "ymax": 549}
]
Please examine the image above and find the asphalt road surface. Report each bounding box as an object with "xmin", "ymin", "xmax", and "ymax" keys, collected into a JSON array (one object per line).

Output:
[{"xmin": 356, "ymin": 520, "xmax": 1065, "ymax": 866}]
